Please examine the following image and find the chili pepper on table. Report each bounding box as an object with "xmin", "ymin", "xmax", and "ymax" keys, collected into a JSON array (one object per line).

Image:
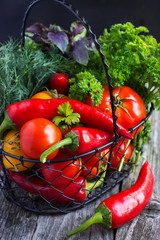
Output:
[
  {"xmin": 66, "ymin": 161, "xmax": 154, "ymax": 237},
  {"xmin": 4, "ymin": 164, "xmax": 106, "ymax": 205},
  {"xmin": 0, "ymin": 98, "xmax": 133, "ymax": 139},
  {"xmin": 40, "ymin": 126, "xmax": 111, "ymax": 163}
]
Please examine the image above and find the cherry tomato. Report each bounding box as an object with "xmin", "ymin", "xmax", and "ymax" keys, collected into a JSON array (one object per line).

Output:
[
  {"xmin": 42, "ymin": 149, "xmax": 82, "ymax": 186},
  {"xmin": 3, "ymin": 130, "xmax": 35, "ymax": 171},
  {"xmin": 109, "ymin": 139, "xmax": 133, "ymax": 171},
  {"xmin": 20, "ymin": 118, "xmax": 62, "ymax": 160},
  {"xmin": 49, "ymin": 73, "xmax": 69, "ymax": 95},
  {"xmin": 31, "ymin": 90, "xmax": 53, "ymax": 99},
  {"xmin": 85, "ymin": 85, "xmax": 146, "ymax": 134},
  {"xmin": 81, "ymin": 150, "xmax": 109, "ymax": 179}
]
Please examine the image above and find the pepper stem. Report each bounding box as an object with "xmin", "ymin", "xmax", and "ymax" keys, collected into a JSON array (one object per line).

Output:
[
  {"xmin": 40, "ymin": 138, "xmax": 73, "ymax": 163},
  {"xmin": 66, "ymin": 211, "xmax": 103, "ymax": 237},
  {"xmin": 0, "ymin": 112, "xmax": 15, "ymax": 139},
  {"xmin": 40, "ymin": 130, "xmax": 79, "ymax": 163},
  {"xmin": 66, "ymin": 203, "xmax": 112, "ymax": 237}
]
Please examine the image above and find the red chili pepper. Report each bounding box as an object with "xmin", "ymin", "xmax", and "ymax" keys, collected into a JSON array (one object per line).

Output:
[
  {"xmin": 66, "ymin": 161, "xmax": 154, "ymax": 237},
  {"xmin": 7, "ymin": 170, "xmax": 86, "ymax": 204},
  {"xmin": 0, "ymin": 98, "xmax": 133, "ymax": 139},
  {"xmin": 41, "ymin": 149, "xmax": 82, "ymax": 186},
  {"xmin": 5, "ymin": 165, "xmax": 106, "ymax": 204},
  {"xmin": 40, "ymin": 126, "xmax": 111, "ymax": 163}
]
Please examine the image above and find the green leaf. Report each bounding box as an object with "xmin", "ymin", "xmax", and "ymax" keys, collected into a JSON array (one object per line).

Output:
[
  {"xmin": 68, "ymin": 71, "xmax": 103, "ymax": 105},
  {"xmin": 52, "ymin": 116, "xmax": 66, "ymax": 126},
  {"xmin": 0, "ymin": 38, "xmax": 76, "ymax": 122},
  {"xmin": 98, "ymin": 22, "xmax": 160, "ymax": 110},
  {"xmin": 65, "ymin": 113, "xmax": 80, "ymax": 125},
  {"xmin": 57, "ymin": 102, "xmax": 73, "ymax": 117},
  {"xmin": 52, "ymin": 102, "xmax": 80, "ymax": 128}
]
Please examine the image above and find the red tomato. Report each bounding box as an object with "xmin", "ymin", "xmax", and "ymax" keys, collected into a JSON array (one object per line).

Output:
[
  {"xmin": 81, "ymin": 150, "xmax": 109, "ymax": 179},
  {"xmin": 49, "ymin": 73, "xmax": 69, "ymax": 95},
  {"xmin": 42, "ymin": 149, "xmax": 82, "ymax": 186},
  {"xmin": 85, "ymin": 85, "xmax": 146, "ymax": 134},
  {"xmin": 109, "ymin": 139, "xmax": 133, "ymax": 171},
  {"xmin": 20, "ymin": 118, "xmax": 62, "ymax": 160}
]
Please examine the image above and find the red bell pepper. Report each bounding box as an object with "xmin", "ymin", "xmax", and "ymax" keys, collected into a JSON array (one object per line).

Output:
[
  {"xmin": 0, "ymin": 98, "xmax": 133, "ymax": 139},
  {"xmin": 66, "ymin": 161, "xmax": 154, "ymax": 237},
  {"xmin": 40, "ymin": 126, "xmax": 111, "ymax": 163}
]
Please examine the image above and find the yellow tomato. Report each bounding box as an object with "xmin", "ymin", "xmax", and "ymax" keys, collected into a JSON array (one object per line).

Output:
[
  {"xmin": 3, "ymin": 130, "xmax": 35, "ymax": 172},
  {"xmin": 31, "ymin": 90, "xmax": 53, "ymax": 99}
]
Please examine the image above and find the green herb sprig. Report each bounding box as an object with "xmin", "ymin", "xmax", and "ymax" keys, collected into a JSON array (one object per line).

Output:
[
  {"xmin": 98, "ymin": 22, "xmax": 160, "ymax": 110},
  {"xmin": 52, "ymin": 102, "xmax": 80, "ymax": 129},
  {"xmin": 68, "ymin": 71, "xmax": 103, "ymax": 105},
  {"xmin": 0, "ymin": 38, "xmax": 75, "ymax": 121}
]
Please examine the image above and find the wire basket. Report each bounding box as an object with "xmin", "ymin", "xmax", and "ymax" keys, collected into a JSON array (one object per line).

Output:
[{"xmin": 0, "ymin": 0, "xmax": 154, "ymax": 214}]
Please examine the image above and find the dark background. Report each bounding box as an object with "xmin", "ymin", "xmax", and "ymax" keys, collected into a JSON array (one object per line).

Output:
[{"xmin": 1, "ymin": 0, "xmax": 160, "ymax": 43}]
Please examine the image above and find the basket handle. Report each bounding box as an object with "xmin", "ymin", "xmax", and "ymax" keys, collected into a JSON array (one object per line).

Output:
[{"xmin": 21, "ymin": 0, "xmax": 119, "ymax": 140}]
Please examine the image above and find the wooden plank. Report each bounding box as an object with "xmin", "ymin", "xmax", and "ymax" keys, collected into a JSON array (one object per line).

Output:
[{"xmin": 115, "ymin": 110, "xmax": 160, "ymax": 240}]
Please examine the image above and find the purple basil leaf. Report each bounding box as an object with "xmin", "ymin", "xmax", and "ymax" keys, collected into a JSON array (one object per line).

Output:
[
  {"xmin": 26, "ymin": 34, "xmax": 42, "ymax": 43},
  {"xmin": 70, "ymin": 38, "xmax": 89, "ymax": 65},
  {"xmin": 85, "ymin": 38, "xmax": 96, "ymax": 51},
  {"xmin": 49, "ymin": 24, "xmax": 62, "ymax": 32},
  {"xmin": 26, "ymin": 34, "xmax": 49, "ymax": 45},
  {"xmin": 48, "ymin": 32, "xmax": 69, "ymax": 52},
  {"xmin": 70, "ymin": 21, "xmax": 86, "ymax": 37},
  {"xmin": 26, "ymin": 23, "xmax": 45, "ymax": 35}
]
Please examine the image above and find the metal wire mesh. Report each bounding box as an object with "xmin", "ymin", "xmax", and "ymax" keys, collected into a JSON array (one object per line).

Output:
[{"xmin": 0, "ymin": 104, "xmax": 154, "ymax": 213}]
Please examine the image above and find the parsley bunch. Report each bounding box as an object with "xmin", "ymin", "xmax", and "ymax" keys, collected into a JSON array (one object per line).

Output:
[
  {"xmin": 68, "ymin": 71, "xmax": 103, "ymax": 105},
  {"xmin": 98, "ymin": 22, "xmax": 160, "ymax": 110}
]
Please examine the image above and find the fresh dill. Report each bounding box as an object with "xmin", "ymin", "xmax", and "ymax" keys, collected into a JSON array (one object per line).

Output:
[{"xmin": 0, "ymin": 38, "xmax": 75, "ymax": 121}]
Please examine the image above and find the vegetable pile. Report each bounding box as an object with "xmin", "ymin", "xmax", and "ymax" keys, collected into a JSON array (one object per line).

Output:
[{"xmin": 0, "ymin": 20, "xmax": 156, "ymax": 232}]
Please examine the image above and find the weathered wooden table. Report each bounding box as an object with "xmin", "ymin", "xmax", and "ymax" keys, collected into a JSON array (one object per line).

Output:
[{"xmin": 0, "ymin": 110, "xmax": 159, "ymax": 240}]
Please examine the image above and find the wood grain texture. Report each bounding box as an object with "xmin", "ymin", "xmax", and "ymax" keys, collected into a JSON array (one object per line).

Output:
[{"xmin": 0, "ymin": 110, "xmax": 159, "ymax": 240}]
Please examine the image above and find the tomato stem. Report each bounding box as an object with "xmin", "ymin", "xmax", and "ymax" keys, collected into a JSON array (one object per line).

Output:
[{"xmin": 113, "ymin": 94, "xmax": 133, "ymax": 118}]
